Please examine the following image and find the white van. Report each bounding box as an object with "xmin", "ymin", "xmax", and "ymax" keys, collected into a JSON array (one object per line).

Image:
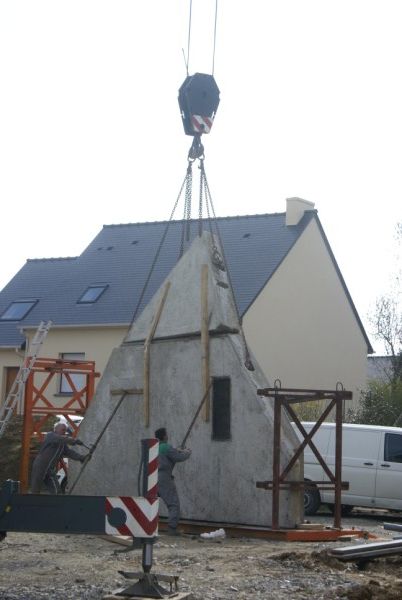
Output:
[{"xmin": 295, "ymin": 422, "xmax": 402, "ymax": 515}]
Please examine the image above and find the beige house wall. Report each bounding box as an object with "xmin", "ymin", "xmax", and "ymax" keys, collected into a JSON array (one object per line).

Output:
[
  {"xmin": 243, "ymin": 219, "xmax": 368, "ymax": 406},
  {"xmin": 0, "ymin": 326, "xmax": 126, "ymax": 405}
]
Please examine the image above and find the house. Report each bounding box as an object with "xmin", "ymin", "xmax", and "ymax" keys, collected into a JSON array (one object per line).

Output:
[{"xmin": 0, "ymin": 198, "xmax": 373, "ymax": 409}]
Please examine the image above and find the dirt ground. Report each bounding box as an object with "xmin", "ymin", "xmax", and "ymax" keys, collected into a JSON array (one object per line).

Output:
[{"xmin": 1, "ymin": 512, "xmax": 402, "ymax": 600}]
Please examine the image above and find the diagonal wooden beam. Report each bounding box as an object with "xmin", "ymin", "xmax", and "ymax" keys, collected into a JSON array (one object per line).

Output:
[
  {"xmin": 200, "ymin": 264, "xmax": 210, "ymax": 422},
  {"xmin": 143, "ymin": 281, "xmax": 171, "ymax": 427}
]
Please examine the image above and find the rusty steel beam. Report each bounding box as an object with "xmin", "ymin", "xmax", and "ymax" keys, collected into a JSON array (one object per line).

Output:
[
  {"xmin": 257, "ymin": 387, "xmax": 353, "ymax": 399},
  {"xmin": 256, "ymin": 481, "xmax": 349, "ymax": 491},
  {"xmin": 158, "ymin": 519, "xmax": 374, "ymax": 542}
]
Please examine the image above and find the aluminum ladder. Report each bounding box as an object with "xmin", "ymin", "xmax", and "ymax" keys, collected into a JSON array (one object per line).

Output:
[{"xmin": 0, "ymin": 320, "xmax": 52, "ymax": 438}]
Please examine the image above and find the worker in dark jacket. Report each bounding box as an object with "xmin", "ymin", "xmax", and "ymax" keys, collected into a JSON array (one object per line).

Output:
[
  {"xmin": 31, "ymin": 422, "xmax": 88, "ymax": 494},
  {"xmin": 155, "ymin": 427, "xmax": 191, "ymax": 536}
]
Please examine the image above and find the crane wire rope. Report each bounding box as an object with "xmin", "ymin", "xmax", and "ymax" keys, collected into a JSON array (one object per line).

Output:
[
  {"xmin": 185, "ymin": 0, "xmax": 218, "ymax": 76},
  {"xmin": 212, "ymin": 0, "xmax": 218, "ymax": 75},
  {"xmin": 186, "ymin": 0, "xmax": 193, "ymax": 75}
]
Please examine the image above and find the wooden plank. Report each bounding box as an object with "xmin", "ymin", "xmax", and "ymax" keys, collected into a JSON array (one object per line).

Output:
[
  {"xmin": 143, "ymin": 282, "xmax": 171, "ymax": 427},
  {"xmin": 100, "ymin": 534, "xmax": 133, "ymax": 547},
  {"xmin": 200, "ymin": 264, "xmax": 210, "ymax": 422},
  {"xmin": 110, "ymin": 388, "xmax": 143, "ymax": 396}
]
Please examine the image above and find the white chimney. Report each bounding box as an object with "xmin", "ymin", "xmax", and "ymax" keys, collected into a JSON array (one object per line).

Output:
[{"xmin": 286, "ymin": 197, "xmax": 315, "ymax": 226}]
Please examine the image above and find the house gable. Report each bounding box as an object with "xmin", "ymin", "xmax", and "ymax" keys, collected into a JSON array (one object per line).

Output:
[{"xmin": 243, "ymin": 217, "xmax": 371, "ymax": 398}]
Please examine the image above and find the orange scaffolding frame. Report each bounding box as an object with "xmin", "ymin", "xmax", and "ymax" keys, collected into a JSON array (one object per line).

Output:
[{"xmin": 19, "ymin": 358, "xmax": 99, "ymax": 492}]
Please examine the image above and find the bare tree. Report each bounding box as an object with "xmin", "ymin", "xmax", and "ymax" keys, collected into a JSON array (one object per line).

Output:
[{"xmin": 371, "ymin": 223, "xmax": 402, "ymax": 382}]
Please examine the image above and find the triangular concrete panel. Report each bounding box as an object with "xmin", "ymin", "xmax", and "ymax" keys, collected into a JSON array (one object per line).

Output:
[{"xmin": 70, "ymin": 232, "xmax": 304, "ymax": 528}]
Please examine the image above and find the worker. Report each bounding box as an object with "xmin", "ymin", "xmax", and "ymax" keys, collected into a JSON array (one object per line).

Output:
[
  {"xmin": 154, "ymin": 427, "xmax": 191, "ymax": 536},
  {"xmin": 30, "ymin": 421, "xmax": 88, "ymax": 494}
]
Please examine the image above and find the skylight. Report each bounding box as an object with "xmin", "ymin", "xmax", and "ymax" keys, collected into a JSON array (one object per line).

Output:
[
  {"xmin": 0, "ymin": 300, "xmax": 38, "ymax": 321},
  {"xmin": 77, "ymin": 285, "xmax": 108, "ymax": 304}
]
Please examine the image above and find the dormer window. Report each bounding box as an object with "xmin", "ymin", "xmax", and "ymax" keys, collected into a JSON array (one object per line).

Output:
[
  {"xmin": 0, "ymin": 300, "xmax": 38, "ymax": 321},
  {"xmin": 77, "ymin": 285, "xmax": 108, "ymax": 304}
]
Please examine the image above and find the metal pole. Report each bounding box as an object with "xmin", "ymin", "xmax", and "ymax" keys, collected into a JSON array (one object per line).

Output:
[
  {"xmin": 272, "ymin": 390, "xmax": 282, "ymax": 530},
  {"xmin": 19, "ymin": 373, "xmax": 34, "ymax": 493},
  {"xmin": 334, "ymin": 390, "xmax": 343, "ymax": 529},
  {"xmin": 68, "ymin": 392, "xmax": 128, "ymax": 494}
]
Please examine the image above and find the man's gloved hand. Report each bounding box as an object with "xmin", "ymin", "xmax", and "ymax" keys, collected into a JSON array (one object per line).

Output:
[
  {"xmin": 74, "ymin": 439, "xmax": 85, "ymax": 446},
  {"xmin": 79, "ymin": 455, "xmax": 86, "ymax": 463}
]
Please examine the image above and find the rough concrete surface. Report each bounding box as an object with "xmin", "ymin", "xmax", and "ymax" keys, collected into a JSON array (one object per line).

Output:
[
  {"xmin": 1, "ymin": 513, "xmax": 402, "ymax": 599},
  {"xmin": 70, "ymin": 232, "xmax": 303, "ymax": 527}
]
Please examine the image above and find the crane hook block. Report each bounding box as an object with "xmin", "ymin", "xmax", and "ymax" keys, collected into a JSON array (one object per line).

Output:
[{"xmin": 178, "ymin": 73, "xmax": 220, "ymax": 136}]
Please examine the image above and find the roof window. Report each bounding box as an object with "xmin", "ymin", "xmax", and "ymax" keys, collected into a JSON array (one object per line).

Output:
[
  {"xmin": 0, "ymin": 300, "xmax": 38, "ymax": 321},
  {"xmin": 77, "ymin": 285, "xmax": 108, "ymax": 304}
]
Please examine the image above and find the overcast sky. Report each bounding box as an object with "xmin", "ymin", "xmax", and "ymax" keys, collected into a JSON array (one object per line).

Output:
[{"xmin": 1, "ymin": 1, "xmax": 401, "ymax": 353}]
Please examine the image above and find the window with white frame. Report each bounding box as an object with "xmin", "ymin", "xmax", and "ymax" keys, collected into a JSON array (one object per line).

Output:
[{"xmin": 59, "ymin": 352, "xmax": 86, "ymax": 394}]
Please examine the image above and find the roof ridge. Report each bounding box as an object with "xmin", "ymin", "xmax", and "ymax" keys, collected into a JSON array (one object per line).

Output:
[
  {"xmin": 27, "ymin": 256, "xmax": 78, "ymax": 263},
  {"xmin": 102, "ymin": 212, "xmax": 288, "ymax": 228}
]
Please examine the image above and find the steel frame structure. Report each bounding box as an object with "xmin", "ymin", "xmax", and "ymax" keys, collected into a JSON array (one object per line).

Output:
[
  {"xmin": 256, "ymin": 383, "xmax": 352, "ymax": 530},
  {"xmin": 19, "ymin": 357, "xmax": 99, "ymax": 492}
]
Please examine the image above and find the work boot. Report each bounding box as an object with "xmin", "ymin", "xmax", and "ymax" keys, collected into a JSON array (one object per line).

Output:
[{"xmin": 166, "ymin": 527, "xmax": 181, "ymax": 536}]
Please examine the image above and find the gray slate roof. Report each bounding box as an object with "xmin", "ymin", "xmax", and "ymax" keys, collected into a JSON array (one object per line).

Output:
[{"xmin": 0, "ymin": 211, "xmax": 372, "ymax": 352}]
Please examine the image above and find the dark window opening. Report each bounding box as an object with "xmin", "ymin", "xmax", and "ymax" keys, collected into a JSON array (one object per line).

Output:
[
  {"xmin": 131, "ymin": 240, "xmax": 139, "ymax": 245},
  {"xmin": 106, "ymin": 246, "xmax": 114, "ymax": 251},
  {"xmin": 77, "ymin": 285, "xmax": 108, "ymax": 304},
  {"xmin": 212, "ymin": 377, "xmax": 231, "ymax": 441},
  {"xmin": 0, "ymin": 300, "xmax": 38, "ymax": 321},
  {"xmin": 243, "ymin": 233, "xmax": 251, "ymax": 238},
  {"xmin": 384, "ymin": 433, "xmax": 402, "ymax": 463}
]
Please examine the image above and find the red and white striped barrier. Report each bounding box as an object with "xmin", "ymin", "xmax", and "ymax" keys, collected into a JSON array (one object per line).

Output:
[
  {"xmin": 105, "ymin": 439, "xmax": 160, "ymax": 539},
  {"xmin": 105, "ymin": 496, "xmax": 159, "ymax": 538}
]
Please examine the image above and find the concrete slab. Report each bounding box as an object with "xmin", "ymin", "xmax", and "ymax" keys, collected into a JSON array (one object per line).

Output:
[{"xmin": 71, "ymin": 232, "xmax": 303, "ymax": 528}]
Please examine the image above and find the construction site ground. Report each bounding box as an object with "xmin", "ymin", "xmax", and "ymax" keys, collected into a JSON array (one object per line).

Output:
[{"xmin": 1, "ymin": 510, "xmax": 402, "ymax": 600}]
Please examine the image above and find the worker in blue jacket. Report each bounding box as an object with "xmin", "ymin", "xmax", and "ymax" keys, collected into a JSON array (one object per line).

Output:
[{"xmin": 155, "ymin": 427, "xmax": 191, "ymax": 536}]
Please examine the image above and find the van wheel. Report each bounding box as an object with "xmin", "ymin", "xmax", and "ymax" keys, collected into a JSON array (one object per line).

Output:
[
  {"xmin": 327, "ymin": 503, "xmax": 354, "ymax": 516},
  {"xmin": 304, "ymin": 484, "xmax": 321, "ymax": 516}
]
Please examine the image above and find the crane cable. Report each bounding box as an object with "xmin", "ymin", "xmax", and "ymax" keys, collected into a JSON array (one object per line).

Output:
[
  {"xmin": 185, "ymin": 0, "xmax": 218, "ymax": 76},
  {"xmin": 212, "ymin": 0, "xmax": 218, "ymax": 76}
]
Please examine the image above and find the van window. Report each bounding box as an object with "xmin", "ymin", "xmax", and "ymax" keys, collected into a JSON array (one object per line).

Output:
[
  {"xmin": 327, "ymin": 429, "xmax": 381, "ymax": 461},
  {"xmin": 384, "ymin": 433, "xmax": 402, "ymax": 463}
]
